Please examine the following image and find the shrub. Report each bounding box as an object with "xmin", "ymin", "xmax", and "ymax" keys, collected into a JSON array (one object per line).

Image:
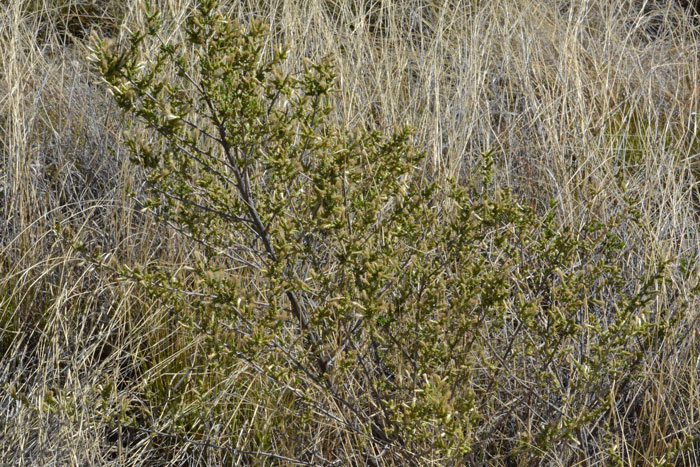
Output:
[{"xmin": 86, "ymin": 0, "xmax": 685, "ymax": 463}]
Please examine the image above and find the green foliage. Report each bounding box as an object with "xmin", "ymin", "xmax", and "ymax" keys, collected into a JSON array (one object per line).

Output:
[{"xmin": 87, "ymin": 0, "xmax": 684, "ymax": 463}]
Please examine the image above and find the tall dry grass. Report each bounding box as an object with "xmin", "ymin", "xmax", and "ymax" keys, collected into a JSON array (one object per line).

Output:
[{"xmin": 2, "ymin": 0, "xmax": 700, "ymax": 464}]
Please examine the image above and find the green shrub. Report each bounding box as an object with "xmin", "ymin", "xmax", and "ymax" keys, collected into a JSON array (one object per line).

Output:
[{"xmin": 86, "ymin": 0, "xmax": 684, "ymax": 463}]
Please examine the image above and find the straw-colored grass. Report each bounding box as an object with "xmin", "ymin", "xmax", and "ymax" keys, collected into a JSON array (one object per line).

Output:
[{"xmin": 2, "ymin": 0, "xmax": 700, "ymax": 464}]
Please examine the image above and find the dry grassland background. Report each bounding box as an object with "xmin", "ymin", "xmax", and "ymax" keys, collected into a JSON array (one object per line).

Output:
[{"xmin": 2, "ymin": 0, "xmax": 700, "ymax": 464}]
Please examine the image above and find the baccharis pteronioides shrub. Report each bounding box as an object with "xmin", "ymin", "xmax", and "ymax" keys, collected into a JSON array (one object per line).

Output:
[{"xmin": 84, "ymin": 0, "xmax": 685, "ymax": 463}]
